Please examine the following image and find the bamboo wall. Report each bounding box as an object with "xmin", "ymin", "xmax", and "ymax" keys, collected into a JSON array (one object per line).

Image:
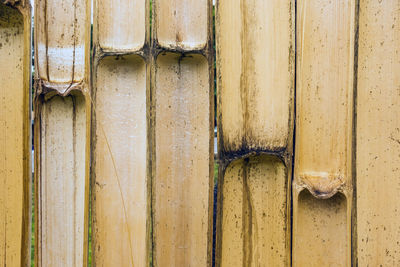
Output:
[
  {"xmin": 215, "ymin": 0, "xmax": 294, "ymax": 266},
  {"xmin": 34, "ymin": 0, "xmax": 91, "ymax": 265},
  {"xmin": 151, "ymin": 1, "xmax": 214, "ymax": 266},
  {"xmin": 91, "ymin": 0, "xmax": 149, "ymax": 266},
  {"xmin": 1, "ymin": 0, "xmax": 400, "ymax": 266},
  {"xmin": 0, "ymin": 0, "xmax": 31, "ymax": 266}
]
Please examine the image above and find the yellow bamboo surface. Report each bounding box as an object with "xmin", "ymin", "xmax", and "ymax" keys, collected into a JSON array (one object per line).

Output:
[
  {"xmin": 93, "ymin": 56, "xmax": 148, "ymax": 267},
  {"xmin": 34, "ymin": 0, "xmax": 91, "ymax": 266},
  {"xmin": 0, "ymin": 1, "xmax": 31, "ymax": 266},
  {"xmin": 293, "ymin": 0, "xmax": 355, "ymax": 266},
  {"xmin": 219, "ymin": 156, "xmax": 288, "ymax": 267},
  {"xmin": 13, "ymin": 0, "xmax": 400, "ymax": 266},
  {"xmin": 357, "ymin": 0, "xmax": 400, "ymax": 265},
  {"xmin": 35, "ymin": 0, "xmax": 88, "ymax": 93},
  {"xmin": 217, "ymin": 0, "xmax": 294, "ymax": 154},
  {"xmin": 295, "ymin": 191, "xmax": 348, "ymax": 266},
  {"xmin": 96, "ymin": 0, "xmax": 146, "ymax": 51},
  {"xmin": 152, "ymin": 0, "xmax": 214, "ymax": 266},
  {"xmin": 153, "ymin": 53, "xmax": 211, "ymax": 266},
  {"xmin": 154, "ymin": 0, "xmax": 208, "ymax": 49},
  {"xmin": 91, "ymin": 0, "xmax": 150, "ymax": 266},
  {"xmin": 216, "ymin": 0, "xmax": 294, "ymax": 266}
]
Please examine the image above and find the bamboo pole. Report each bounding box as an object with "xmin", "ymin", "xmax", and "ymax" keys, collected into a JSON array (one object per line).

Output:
[
  {"xmin": 34, "ymin": 0, "xmax": 91, "ymax": 266},
  {"xmin": 293, "ymin": 0, "xmax": 356, "ymax": 266},
  {"xmin": 0, "ymin": 1, "xmax": 31, "ymax": 266},
  {"xmin": 215, "ymin": 0, "xmax": 295, "ymax": 266},
  {"xmin": 151, "ymin": 0, "xmax": 214, "ymax": 266},
  {"xmin": 91, "ymin": 0, "xmax": 150, "ymax": 266},
  {"xmin": 357, "ymin": 0, "xmax": 400, "ymax": 265}
]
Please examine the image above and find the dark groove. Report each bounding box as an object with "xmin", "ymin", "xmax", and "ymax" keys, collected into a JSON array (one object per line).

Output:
[
  {"xmin": 290, "ymin": 0, "xmax": 298, "ymax": 265},
  {"xmin": 242, "ymin": 158, "xmax": 253, "ymax": 267},
  {"xmin": 71, "ymin": 95, "xmax": 77, "ymax": 267},
  {"xmin": 351, "ymin": 0, "xmax": 360, "ymax": 266}
]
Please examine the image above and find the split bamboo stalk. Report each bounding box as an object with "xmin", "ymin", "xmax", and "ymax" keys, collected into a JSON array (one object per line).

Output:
[
  {"xmin": 91, "ymin": 0, "xmax": 150, "ymax": 266},
  {"xmin": 151, "ymin": 0, "xmax": 214, "ymax": 266},
  {"xmin": 215, "ymin": 0, "xmax": 295, "ymax": 266},
  {"xmin": 34, "ymin": 0, "xmax": 91, "ymax": 266},
  {"xmin": 357, "ymin": 0, "xmax": 400, "ymax": 265},
  {"xmin": 0, "ymin": 1, "xmax": 31, "ymax": 266},
  {"xmin": 293, "ymin": 0, "xmax": 356, "ymax": 266}
]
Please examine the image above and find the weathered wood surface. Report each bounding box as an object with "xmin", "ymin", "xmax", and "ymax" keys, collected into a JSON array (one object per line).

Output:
[
  {"xmin": 154, "ymin": 0, "xmax": 208, "ymax": 50},
  {"xmin": 357, "ymin": 0, "xmax": 400, "ymax": 265},
  {"xmin": 216, "ymin": 0, "xmax": 294, "ymax": 266},
  {"xmin": 294, "ymin": 191, "xmax": 349, "ymax": 266},
  {"xmin": 37, "ymin": 94, "xmax": 87, "ymax": 266},
  {"xmin": 35, "ymin": 0, "xmax": 88, "ymax": 94},
  {"xmin": 217, "ymin": 0, "xmax": 294, "ymax": 155},
  {"xmin": 96, "ymin": 0, "xmax": 146, "ymax": 51},
  {"xmin": 92, "ymin": 56, "xmax": 148, "ymax": 267},
  {"xmin": 91, "ymin": 0, "xmax": 150, "ymax": 266},
  {"xmin": 219, "ymin": 156, "xmax": 288, "ymax": 267},
  {"xmin": 151, "ymin": 0, "xmax": 214, "ymax": 266},
  {"xmin": 293, "ymin": 0, "xmax": 356, "ymax": 266},
  {"xmin": 12, "ymin": 0, "xmax": 400, "ymax": 266},
  {"xmin": 153, "ymin": 53, "xmax": 211, "ymax": 266},
  {"xmin": 34, "ymin": 0, "xmax": 91, "ymax": 266},
  {"xmin": 0, "ymin": 1, "xmax": 31, "ymax": 266}
]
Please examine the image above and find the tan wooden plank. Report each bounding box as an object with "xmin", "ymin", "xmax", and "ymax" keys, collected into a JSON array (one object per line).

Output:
[
  {"xmin": 294, "ymin": 191, "xmax": 349, "ymax": 267},
  {"xmin": 293, "ymin": 0, "xmax": 355, "ymax": 266},
  {"xmin": 217, "ymin": 0, "xmax": 294, "ymax": 154},
  {"xmin": 357, "ymin": 0, "xmax": 400, "ymax": 265},
  {"xmin": 92, "ymin": 55, "xmax": 148, "ymax": 266},
  {"xmin": 152, "ymin": 0, "xmax": 212, "ymax": 265},
  {"xmin": 295, "ymin": 0, "xmax": 355, "ymax": 198},
  {"xmin": 34, "ymin": 0, "xmax": 91, "ymax": 266},
  {"xmin": 36, "ymin": 0, "xmax": 88, "ymax": 93},
  {"xmin": 153, "ymin": 53, "xmax": 212, "ymax": 266},
  {"xmin": 92, "ymin": 0, "xmax": 150, "ymax": 265},
  {"xmin": 95, "ymin": 0, "xmax": 146, "ymax": 51},
  {"xmin": 219, "ymin": 156, "xmax": 288, "ymax": 267},
  {"xmin": 38, "ymin": 94, "xmax": 87, "ymax": 266},
  {"xmin": 0, "ymin": 1, "xmax": 31, "ymax": 266},
  {"xmin": 215, "ymin": 0, "xmax": 294, "ymax": 266},
  {"xmin": 154, "ymin": 0, "xmax": 208, "ymax": 49}
]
